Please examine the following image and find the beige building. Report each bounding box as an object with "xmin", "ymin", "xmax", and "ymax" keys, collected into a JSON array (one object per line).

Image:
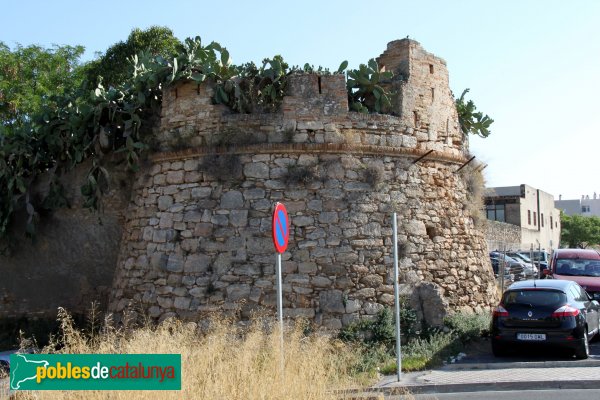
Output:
[{"xmin": 485, "ymin": 184, "xmax": 561, "ymax": 251}]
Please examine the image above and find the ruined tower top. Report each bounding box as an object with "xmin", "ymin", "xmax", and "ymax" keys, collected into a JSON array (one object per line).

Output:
[{"xmin": 377, "ymin": 39, "xmax": 459, "ymax": 145}]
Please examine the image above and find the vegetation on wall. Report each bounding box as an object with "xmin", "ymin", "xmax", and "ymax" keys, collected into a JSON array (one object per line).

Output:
[
  {"xmin": 560, "ymin": 214, "xmax": 600, "ymax": 249},
  {"xmin": 0, "ymin": 28, "xmax": 491, "ymax": 250},
  {"xmin": 346, "ymin": 59, "xmax": 393, "ymax": 113},
  {"xmin": 455, "ymin": 88, "xmax": 494, "ymax": 138},
  {"xmin": 460, "ymin": 166, "xmax": 487, "ymax": 229}
]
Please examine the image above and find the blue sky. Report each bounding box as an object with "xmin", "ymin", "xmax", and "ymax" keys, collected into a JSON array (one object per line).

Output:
[{"xmin": 2, "ymin": 1, "xmax": 599, "ymax": 200}]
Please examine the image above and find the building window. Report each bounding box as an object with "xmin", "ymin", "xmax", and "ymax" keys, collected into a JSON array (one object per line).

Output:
[
  {"xmin": 528, "ymin": 210, "xmax": 531, "ymax": 225},
  {"xmin": 582, "ymin": 205, "xmax": 590, "ymax": 213},
  {"xmin": 533, "ymin": 211, "xmax": 537, "ymax": 226},
  {"xmin": 550, "ymin": 216, "xmax": 553, "ymax": 229},
  {"xmin": 541, "ymin": 213, "xmax": 544, "ymax": 227},
  {"xmin": 486, "ymin": 204, "xmax": 505, "ymax": 222}
]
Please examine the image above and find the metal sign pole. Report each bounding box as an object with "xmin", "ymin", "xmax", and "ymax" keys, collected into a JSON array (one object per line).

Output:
[
  {"xmin": 272, "ymin": 202, "xmax": 289, "ymax": 376},
  {"xmin": 276, "ymin": 252, "xmax": 283, "ymax": 372},
  {"xmin": 392, "ymin": 212, "xmax": 402, "ymax": 382}
]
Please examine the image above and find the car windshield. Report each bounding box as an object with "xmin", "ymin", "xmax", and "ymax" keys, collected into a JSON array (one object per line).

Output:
[
  {"xmin": 491, "ymin": 254, "xmax": 519, "ymax": 263},
  {"xmin": 509, "ymin": 253, "xmax": 531, "ymax": 263},
  {"xmin": 522, "ymin": 251, "xmax": 547, "ymax": 262},
  {"xmin": 503, "ymin": 289, "xmax": 566, "ymax": 308},
  {"xmin": 555, "ymin": 258, "xmax": 600, "ymax": 277}
]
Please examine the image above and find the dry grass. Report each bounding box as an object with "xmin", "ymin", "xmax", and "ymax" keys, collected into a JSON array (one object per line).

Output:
[
  {"xmin": 12, "ymin": 309, "xmax": 363, "ymax": 400},
  {"xmin": 461, "ymin": 165, "xmax": 486, "ymax": 229}
]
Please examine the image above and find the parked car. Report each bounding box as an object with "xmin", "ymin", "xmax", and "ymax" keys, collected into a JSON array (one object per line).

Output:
[
  {"xmin": 545, "ymin": 248, "xmax": 600, "ymax": 301},
  {"xmin": 490, "ymin": 252, "xmax": 527, "ymax": 280},
  {"xmin": 519, "ymin": 250, "xmax": 550, "ymax": 272},
  {"xmin": 491, "ymin": 279, "xmax": 600, "ymax": 359},
  {"xmin": 506, "ymin": 252, "xmax": 538, "ymax": 278}
]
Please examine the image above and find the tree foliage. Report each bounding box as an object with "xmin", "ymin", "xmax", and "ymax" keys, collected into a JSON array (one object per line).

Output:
[
  {"xmin": 455, "ymin": 89, "xmax": 494, "ymax": 138},
  {"xmin": 0, "ymin": 42, "xmax": 85, "ymax": 133},
  {"xmin": 84, "ymin": 26, "xmax": 181, "ymax": 88},
  {"xmin": 560, "ymin": 214, "xmax": 600, "ymax": 249}
]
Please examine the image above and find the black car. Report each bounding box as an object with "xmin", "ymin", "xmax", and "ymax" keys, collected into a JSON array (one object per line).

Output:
[{"xmin": 491, "ymin": 279, "xmax": 600, "ymax": 359}]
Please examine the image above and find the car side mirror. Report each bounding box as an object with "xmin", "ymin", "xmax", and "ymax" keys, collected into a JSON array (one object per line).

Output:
[{"xmin": 543, "ymin": 269, "xmax": 552, "ymax": 276}]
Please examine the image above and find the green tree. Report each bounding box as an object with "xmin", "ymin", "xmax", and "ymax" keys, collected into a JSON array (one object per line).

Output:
[
  {"xmin": 455, "ymin": 88, "xmax": 494, "ymax": 138},
  {"xmin": 0, "ymin": 42, "xmax": 85, "ymax": 133},
  {"xmin": 560, "ymin": 214, "xmax": 600, "ymax": 248},
  {"xmin": 84, "ymin": 26, "xmax": 181, "ymax": 88}
]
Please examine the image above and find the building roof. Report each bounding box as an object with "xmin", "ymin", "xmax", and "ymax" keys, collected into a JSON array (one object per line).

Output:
[{"xmin": 485, "ymin": 186, "xmax": 522, "ymax": 198}]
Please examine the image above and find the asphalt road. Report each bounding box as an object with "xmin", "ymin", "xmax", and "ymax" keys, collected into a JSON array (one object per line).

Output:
[
  {"xmin": 409, "ymin": 389, "xmax": 600, "ymax": 400},
  {"xmin": 455, "ymin": 337, "xmax": 600, "ymax": 364}
]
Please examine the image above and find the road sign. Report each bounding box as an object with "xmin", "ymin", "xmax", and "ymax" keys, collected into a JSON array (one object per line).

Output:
[{"xmin": 272, "ymin": 202, "xmax": 289, "ymax": 253}]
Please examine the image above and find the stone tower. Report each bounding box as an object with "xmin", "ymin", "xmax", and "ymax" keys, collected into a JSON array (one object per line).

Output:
[{"xmin": 108, "ymin": 39, "xmax": 498, "ymax": 328}]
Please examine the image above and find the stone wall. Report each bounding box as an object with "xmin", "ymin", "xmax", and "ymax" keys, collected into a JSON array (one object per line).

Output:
[
  {"xmin": 108, "ymin": 39, "xmax": 499, "ymax": 327},
  {"xmin": 486, "ymin": 220, "xmax": 522, "ymax": 252},
  {"xmin": 0, "ymin": 156, "xmax": 132, "ymax": 319}
]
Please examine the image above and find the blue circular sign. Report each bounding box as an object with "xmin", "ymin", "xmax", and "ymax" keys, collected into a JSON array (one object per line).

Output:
[{"xmin": 272, "ymin": 203, "xmax": 289, "ymax": 253}]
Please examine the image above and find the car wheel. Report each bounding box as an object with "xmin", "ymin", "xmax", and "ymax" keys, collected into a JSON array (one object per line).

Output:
[
  {"xmin": 492, "ymin": 340, "xmax": 508, "ymax": 357},
  {"xmin": 574, "ymin": 330, "xmax": 590, "ymax": 359}
]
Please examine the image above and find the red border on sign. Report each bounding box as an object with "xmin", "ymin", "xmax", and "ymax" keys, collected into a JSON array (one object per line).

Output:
[{"xmin": 272, "ymin": 202, "xmax": 289, "ymax": 253}]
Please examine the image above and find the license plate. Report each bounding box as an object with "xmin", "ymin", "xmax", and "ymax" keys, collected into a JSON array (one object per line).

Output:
[{"xmin": 517, "ymin": 333, "xmax": 546, "ymax": 341}]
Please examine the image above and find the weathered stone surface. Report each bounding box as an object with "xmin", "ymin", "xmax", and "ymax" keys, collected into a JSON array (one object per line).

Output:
[
  {"xmin": 311, "ymin": 276, "xmax": 332, "ymax": 287},
  {"xmin": 192, "ymin": 187, "xmax": 212, "ymax": 198},
  {"xmin": 167, "ymin": 254, "xmax": 184, "ymax": 272},
  {"xmin": 410, "ymin": 282, "xmax": 449, "ymax": 328},
  {"xmin": 166, "ymin": 171, "xmax": 184, "ymax": 184},
  {"xmin": 364, "ymin": 302, "xmax": 384, "ymax": 315},
  {"xmin": 221, "ymin": 191, "xmax": 244, "ymax": 209},
  {"xmin": 318, "ymin": 212, "xmax": 339, "ymax": 224},
  {"xmin": 184, "ymin": 254, "xmax": 210, "ymax": 273},
  {"xmin": 243, "ymin": 188, "xmax": 266, "ymax": 200},
  {"xmin": 157, "ymin": 196, "xmax": 173, "ymax": 211},
  {"xmin": 360, "ymin": 274, "xmax": 384, "ymax": 288},
  {"xmin": 319, "ymin": 290, "xmax": 345, "ymax": 313},
  {"xmin": 230, "ymin": 210, "xmax": 248, "ymax": 227},
  {"xmin": 354, "ymin": 288, "xmax": 376, "ymax": 299},
  {"xmin": 244, "ymin": 162, "xmax": 270, "ymax": 179},
  {"xmin": 174, "ymin": 296, "xmax": 191, "ymax": 310},
  {"xmin": 227, "ymin": 284, "xmax": 251, "ymax": 301}
]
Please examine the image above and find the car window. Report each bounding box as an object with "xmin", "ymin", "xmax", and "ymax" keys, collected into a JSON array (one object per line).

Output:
[
  {"xmin": 569, "ymin": 286, "xmax": 580, "ymax": 301},
  {"xmin": 556, "ymin": 258, "xmax": 600, "ymax": 277},
  {"xmin": 503, "ymin": 290, "xmax": 566, "ymax": 307}
]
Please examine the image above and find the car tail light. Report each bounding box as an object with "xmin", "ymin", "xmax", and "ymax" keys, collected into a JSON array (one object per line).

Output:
[
  {"xmin": 551, "ymin": 305, "xmax": 580, "ymax": 318},
  {"xmin": 493, "ymin": 305, "xmax": 509, "ymax": 317}
]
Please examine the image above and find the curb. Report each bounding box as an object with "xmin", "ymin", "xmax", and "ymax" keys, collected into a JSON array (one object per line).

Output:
[
  {"xmin": 442, "ymin": 358, "xmax": 600, "ymax": 370},
  {"xmin": 358, "ymin": 379, "xmax": 600, "ymax": 396}
]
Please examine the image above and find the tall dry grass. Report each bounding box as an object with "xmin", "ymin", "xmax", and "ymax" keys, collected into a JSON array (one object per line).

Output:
[{"xmin": 12, "ymin": 308, "xmax": 362, "ymax": 400}]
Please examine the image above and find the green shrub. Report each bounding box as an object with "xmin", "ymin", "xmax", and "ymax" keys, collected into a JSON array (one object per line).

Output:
[
  {"xmin": 444, "ymin": 312, "xmax": 491, "ymax": 342},
  {"xmin": 341, "ymin": 309, "xmax": 492, "ymax": 375},
  {"xmin": 338, "ymin": 305, "xmax": 418, "ymax": 350}
]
